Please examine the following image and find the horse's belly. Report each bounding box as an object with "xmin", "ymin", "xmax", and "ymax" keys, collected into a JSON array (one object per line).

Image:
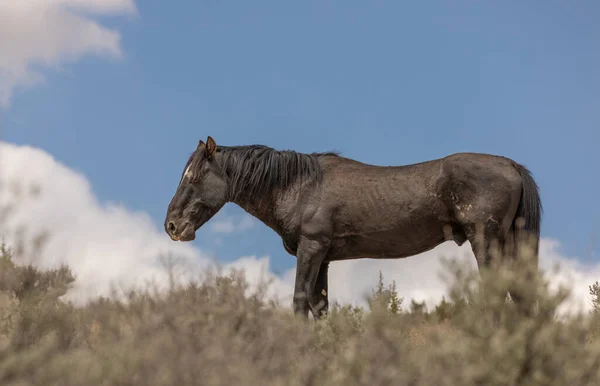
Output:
[{"xmin": 327, "ymin": 228, "xmax": 447, "ymax": 261}]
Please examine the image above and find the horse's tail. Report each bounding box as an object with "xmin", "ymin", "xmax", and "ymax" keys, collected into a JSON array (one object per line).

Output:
[{"xmin": 510, "ymin": 162, "xmax": 543, "ymax": 264}]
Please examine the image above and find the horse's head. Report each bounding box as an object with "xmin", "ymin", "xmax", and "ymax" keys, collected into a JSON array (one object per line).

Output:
[{"xmin": 165, "ymin": 136, "xmax": 229, "ymax": 241}]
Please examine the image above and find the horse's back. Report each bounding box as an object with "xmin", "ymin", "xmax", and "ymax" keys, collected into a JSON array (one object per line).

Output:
[
  {"xmin": 318, "ymin": 151, "xmax": 524, "ymax": 233},
  {"xmin": 319, "ymin": 151, "xmax": 521, "ymax": 194}
]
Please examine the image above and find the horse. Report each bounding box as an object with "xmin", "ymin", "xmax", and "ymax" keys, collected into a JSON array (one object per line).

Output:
[{"xmin": 164, "ymin": 136, "xmax": 542, "ymax": 319}]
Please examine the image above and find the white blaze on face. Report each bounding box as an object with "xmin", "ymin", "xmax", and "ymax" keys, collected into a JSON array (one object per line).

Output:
[
  {"xmin": 184, "ymin": 164, "xmax": 194, "ymax": 179},
  {"xmin": 178, "ymin": 164, "xmax": 194, "ymax": 188}
]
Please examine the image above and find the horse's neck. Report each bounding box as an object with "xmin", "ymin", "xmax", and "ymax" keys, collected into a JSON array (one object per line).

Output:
[
  {"xmin": 217, "ymin": 150, "xmax": 296, "ymax": 235},
  {"xmin": 230, "ymin": 193, "xmax": 282, "ymax": 233}
]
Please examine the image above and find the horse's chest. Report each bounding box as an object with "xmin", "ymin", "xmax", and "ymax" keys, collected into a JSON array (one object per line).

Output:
[{"xmin": 281, "ymin": 237, "xmax": 298, "ymax": 256}]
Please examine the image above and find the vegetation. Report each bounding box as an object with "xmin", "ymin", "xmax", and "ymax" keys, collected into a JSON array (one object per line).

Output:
[{"xmin": 0, "ymin": 240, "xmax": 600, "ymax": 385}]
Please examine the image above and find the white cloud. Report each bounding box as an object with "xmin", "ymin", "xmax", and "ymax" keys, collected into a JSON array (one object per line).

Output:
[
  {"xmin": 324, "ymin": 239, "xmax": 599, "ymax": 316},
  {"xmin": 0, "ymin": 141, "xmax": 210, "ymax": 303},
  {"xmin": 210, "ymin": 219, "xmax": 236, "ymax": 233},
  {"xmin": 0, "ymin": 0, "xmax": 136, "ymax": 106},
  {"xmin": 221, "ymin": 255, "xmax": 296, "ymax": 303},
  {"xmin": 0, "ymin": 141, "xmax": 597, "ymax": 315},
  {"xmin": 209, "ymin": 213, "xmax": 255, "ymax": 234},
  {"xmin": 238, "ymin": 215, "xmax": 255, "ymax": 231}
]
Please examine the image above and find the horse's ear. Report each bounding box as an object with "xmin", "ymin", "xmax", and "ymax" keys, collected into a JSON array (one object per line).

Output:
[
  {"xmin": 206, "ymin": 136, "xmax": 217, "ymax": 158},
  {"xmin": 197, "ymin": 139, "xmax": 205, "ymax": 150}
]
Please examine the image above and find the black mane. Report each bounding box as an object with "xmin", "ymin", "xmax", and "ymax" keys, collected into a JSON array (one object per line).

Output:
[{"xmin": 215, "ymin": 145, "xmax": 339, "ymax": 200}]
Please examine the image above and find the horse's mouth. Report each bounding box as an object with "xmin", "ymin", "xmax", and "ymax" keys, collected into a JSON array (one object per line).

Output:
[{"xmin": 170, "ymin": 224, "xmax": 196, "ymax": 242}]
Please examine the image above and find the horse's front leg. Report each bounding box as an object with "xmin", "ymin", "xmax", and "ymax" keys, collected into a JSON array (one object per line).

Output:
[
  {"xmin": 315, "ymin": 262, "xmax": 330, "ymax": 319},
  {"xmin": 292, "ymin": 235, "xmax": 330, "ymax": 320}
]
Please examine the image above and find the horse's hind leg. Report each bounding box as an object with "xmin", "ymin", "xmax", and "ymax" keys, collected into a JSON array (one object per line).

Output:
[
  {"xmin": 463, "ymin": 221, "xmax": 508, "ymax": 324},
  {"xmin": 465, "ymin": 221, "xmax": 534, "ymax": 317},
  {"xmin": 465, "ymin": 222, "xmax": 503, "ymax": 271}
]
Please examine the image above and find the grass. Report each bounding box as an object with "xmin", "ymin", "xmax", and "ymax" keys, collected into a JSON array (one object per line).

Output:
[{"xmin": 0, "ymin": 240, "xmax": 600, "ymax": 385}]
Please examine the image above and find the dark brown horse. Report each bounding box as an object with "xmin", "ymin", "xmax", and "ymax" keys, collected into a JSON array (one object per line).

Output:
[{"xmin": 165, "ymin": 136, "xmax": 542, "ymax": 319}]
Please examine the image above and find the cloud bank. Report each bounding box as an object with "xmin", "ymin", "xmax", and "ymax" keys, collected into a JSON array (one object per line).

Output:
[
  {"xmin": 210, "ymin": 212, "xmax": 255, "ymax": 234},
  {"xmin": 0, "ymin": 141, "xmax": 597, "ymax": 314},
  {"xmin": 0, "ymin": 0, "xmax": 136, "ymax": 106}
]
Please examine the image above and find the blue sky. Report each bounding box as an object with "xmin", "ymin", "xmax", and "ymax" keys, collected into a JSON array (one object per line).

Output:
[{"xmin": 3, "ymin": 0, "xmax": 599, "ymax": 275}]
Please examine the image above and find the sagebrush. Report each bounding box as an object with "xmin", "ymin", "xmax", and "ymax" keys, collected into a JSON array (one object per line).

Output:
[{"xmin": 1, "ymin": 241, "xmax": 600, "ymax": 385}]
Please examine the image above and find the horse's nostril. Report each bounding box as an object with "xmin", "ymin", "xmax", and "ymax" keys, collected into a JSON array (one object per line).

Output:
[{"xmin": 168, "ymin": 222, "xmax": 176, "ymax": 233}]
